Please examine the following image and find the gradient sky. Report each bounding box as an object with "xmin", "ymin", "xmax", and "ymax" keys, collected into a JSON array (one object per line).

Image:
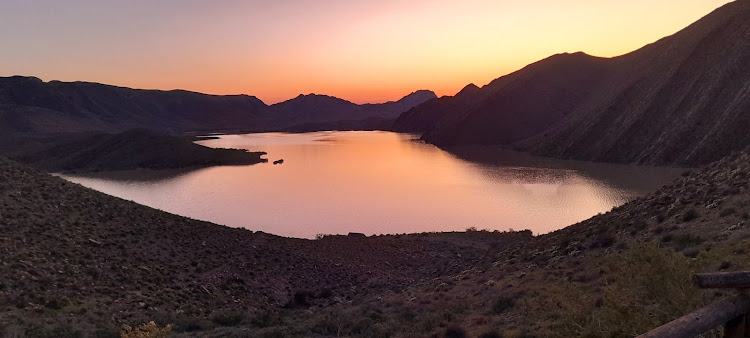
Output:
[{"xmin": 0, "ymin": 0, "xmax": 734, "ymax": 104}]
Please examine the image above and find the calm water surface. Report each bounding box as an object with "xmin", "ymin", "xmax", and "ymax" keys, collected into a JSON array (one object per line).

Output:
[{"xmin": 60, "ymin": 131, "xmax": 685, "ymax": 238}]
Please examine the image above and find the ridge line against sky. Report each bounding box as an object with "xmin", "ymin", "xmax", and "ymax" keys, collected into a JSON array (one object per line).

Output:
[{"xmin": 0, "ymin": 0, "xmax": 734, "ymax": 104}]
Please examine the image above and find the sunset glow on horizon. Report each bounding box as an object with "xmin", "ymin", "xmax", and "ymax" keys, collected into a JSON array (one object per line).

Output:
[{"xmin": 0, "ymin": 0, "xmax": 734, "ymax": 104}]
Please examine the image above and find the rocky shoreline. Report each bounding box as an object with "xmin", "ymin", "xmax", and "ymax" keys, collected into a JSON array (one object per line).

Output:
[{"xmin": 2, "ymin": 150, "xmax": 750, "ymax": 336}]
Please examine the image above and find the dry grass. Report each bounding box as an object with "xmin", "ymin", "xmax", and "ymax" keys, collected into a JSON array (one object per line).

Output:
[{"xmin": 3, "ymin": 151, "xmax": 750, "ymax": 336}]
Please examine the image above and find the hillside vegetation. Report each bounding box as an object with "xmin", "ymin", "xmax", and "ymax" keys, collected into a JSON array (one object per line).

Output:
[{"xmin": 2, "ymin": 148, "xmax": 750, "ymax": 336}]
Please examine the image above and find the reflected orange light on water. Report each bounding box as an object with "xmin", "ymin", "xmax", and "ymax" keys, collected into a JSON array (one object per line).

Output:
[{"xmin": 59, "ymin": 132, "xmax": 683, "ymax": 238}]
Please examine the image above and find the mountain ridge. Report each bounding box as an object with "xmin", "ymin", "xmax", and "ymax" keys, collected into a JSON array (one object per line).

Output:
[
  {"xmin": 394, "ymin": 0, "xmax": 750, "ymax": 166},
  {"xmin": 0, "ymin": 75, "xmax": 436, "ymax": 137},
  {"xmin": 270, "ymin": 89, "xmax": 436, "ymax": 128}
]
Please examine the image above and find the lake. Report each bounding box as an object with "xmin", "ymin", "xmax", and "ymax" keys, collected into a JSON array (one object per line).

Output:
[{"xmin": 59, "ymin": 131, "xmax": 685, "ymax": 238}]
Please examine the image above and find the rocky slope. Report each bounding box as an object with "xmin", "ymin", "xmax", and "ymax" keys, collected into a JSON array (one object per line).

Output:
[
  {"xmin": 396, "ymin": 0, "xmax": 750, "ymax": 166},
  {"xmin": 396, "ymin": 53, "xmax": 610, "ymax": 145},
  {"xmin": 0, "ymin": 157, "xmax": 521, "ymax": 336},
  {"xmin": 525, "ymin": 0, "xmax": 750, "ymax": 166},
  {"xmin": 3, "ymin": 148, "xmax": 750, "ymax": 336}
]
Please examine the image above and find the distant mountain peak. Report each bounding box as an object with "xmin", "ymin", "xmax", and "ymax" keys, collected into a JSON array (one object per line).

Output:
[
  {"xmin": 395, "ymin": 90, "xmax": 437, "ymax": 105},
  {"xmin": 456, "ymin": 83, "xmax": 480, "ymax": 97},
  {"xmin": 405, "ymin": 89, "xmax": 436, "ymax": 96}
]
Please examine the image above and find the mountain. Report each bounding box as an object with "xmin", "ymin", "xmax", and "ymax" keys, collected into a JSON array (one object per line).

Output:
[
  {"xmin": 362, "ymin": 89, "xmax": 437, "ymax": 115},
  {"xmin": 524, "ymin": 0, "xmax": 750, "ymax": 166},
  {"xmin": 0, "ymin": 76, "xmax": 272, "ymax": 137},
  {"xmin": 269, "ymin": 94, "xmax": 361, "ymax": 126},
  {"xmin": 270, "ymin": 90, "xmax": 436, "ymax": 129},
  {"xmin": 11, "ymin": 129, "xmax": 267, "ymax": 172},
  {"xmin": 394, "ymin": 53, "xmax": 609, "ymax": 145},
  {"xmin": 392, "ymin": 83, "xmax": 480, "ymax": 133},
  {"xmin": 397, "ymin": 0, "xmax": 750, "ymax": 166},
  {"xmin": 0, "ymin": 76, "xmax": 435, "ymax": 138}
]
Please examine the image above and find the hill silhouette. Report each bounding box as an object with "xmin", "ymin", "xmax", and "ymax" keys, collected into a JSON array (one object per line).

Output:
[
  {"xmin": 0, "ymin": 76, "xmax": 434, "ymax": 138},
  {"xmin": 395, "ymin": 0, "xmax": 750, "ymax": 166},
  {"xmin": 270, "ymin": 90, "xmax": 436, "ymax": 129},
  {"xmin": 0, "ymin": 76, "xmax": 271, "ymax": 136},
  {"xmin": 11, "ymin": 129, "xmax": 267, "ymax": 172}
]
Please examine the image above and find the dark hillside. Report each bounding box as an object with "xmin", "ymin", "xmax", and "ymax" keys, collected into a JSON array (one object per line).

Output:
[
  {"xmin": 392, "ymin": 83, "xmax": 480, "ymax": 133},
  {"xmin": 11, "ymin": 129, "xmax": 267, "ymax": 172},
  {"xmin": 0, "ymin": 157, "xmax": 513, "ymax": 336},
  {"xmin": 399, "ymin": 0, "xmax": 750, "ymax": 166},
  {"xmin": 4, "ymin": 147, "xmax": 750, "ymax": 335},
  {"xmin": 420, "ymin": 52, "xmax": 610, "ymax": 146},
  {"xmin": 269, "ymin": 90, "xmax": 436, "ymax": 129},
  {"xmin": 526, "ymin": 0, "xmax": 750, "ymax": 165},
  {"xmin": 0, "ymin": 76, "xmax": 435, "ymax": 137},
  {"xmin": 0, "ymin": 76, "xmax": 272, "ymax": 136}
]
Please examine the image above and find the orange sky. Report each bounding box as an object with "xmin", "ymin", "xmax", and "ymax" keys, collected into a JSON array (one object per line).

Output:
[{"xmin": 0, "ymin": 0, "xmax": 734, "ymax": 104}]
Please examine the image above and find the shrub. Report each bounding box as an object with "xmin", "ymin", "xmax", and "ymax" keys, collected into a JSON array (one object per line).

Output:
[
  {"xmin": 682, "ymin": 209, "xmax": 699, "ymax": 222},
  {"xmin": 310, "ymin": 313, "xmax": 341, "ymax": 335},
  {"xmin": 720, "ymin": 208, "xmax": 736, "ymax": 217},
  {"xmin": 317, "ymin": 288, "xmax": 333, "ymax": 298},
  {"xmin": 674, "ymin": 234, "xmax": 704, "ymax": 250},
  {"xmin": 491, "ymin": 297, "xmax": 515, "ymax": 314},
  {"xmin": 592, "ymin": 234, "xmax": 616, "ymax": 248},
  {"xmin": 121, "ymin": 321, "xmax": 172, "ymax": 338},
  {"xmin": 252, "ymin": 309, "xmax": 282, "ymax": 328},
  {"xmin": 445, "ymin": 326, "xmax": 467, "ymax": 338},
  {"xmin": 478, "ymin": 330, "xmax": 503, "ymax": 338},
  {"xmin": 171, "ymin": 315, "xmax": 210, "ymax": 332},
  {"xmin": 557, "ymin": 245, "xmax": 705, "ymax": 337},
  {"xmin": 292, "ymin": 290, "xmax": 313, "ymax": 307},
  {"xmin": 45, "ymin": 297, "xmax": 71, "ymax": 310},
  {"xmin": 212, "ymin": 311, "xmax": 246, "ymax": 327},
  {"xmin": 682, "ymin": 248, "xmax": 700, "ymax": 258}
]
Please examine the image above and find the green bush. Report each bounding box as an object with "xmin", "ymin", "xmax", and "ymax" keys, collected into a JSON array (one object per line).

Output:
[{"xmin": 553, "ymin": 245, "xmax": 706, "ymax": 337}]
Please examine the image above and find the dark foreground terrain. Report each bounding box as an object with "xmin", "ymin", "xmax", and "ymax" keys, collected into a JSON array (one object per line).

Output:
[{"xmin": 2, "ymin": 150, "xmax": 750, "ymax": 337}]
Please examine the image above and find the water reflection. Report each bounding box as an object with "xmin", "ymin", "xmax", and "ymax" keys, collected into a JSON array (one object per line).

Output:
[{"xmin": 59, "ymin": 131, "xmax": 684, "ymax": 238}]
